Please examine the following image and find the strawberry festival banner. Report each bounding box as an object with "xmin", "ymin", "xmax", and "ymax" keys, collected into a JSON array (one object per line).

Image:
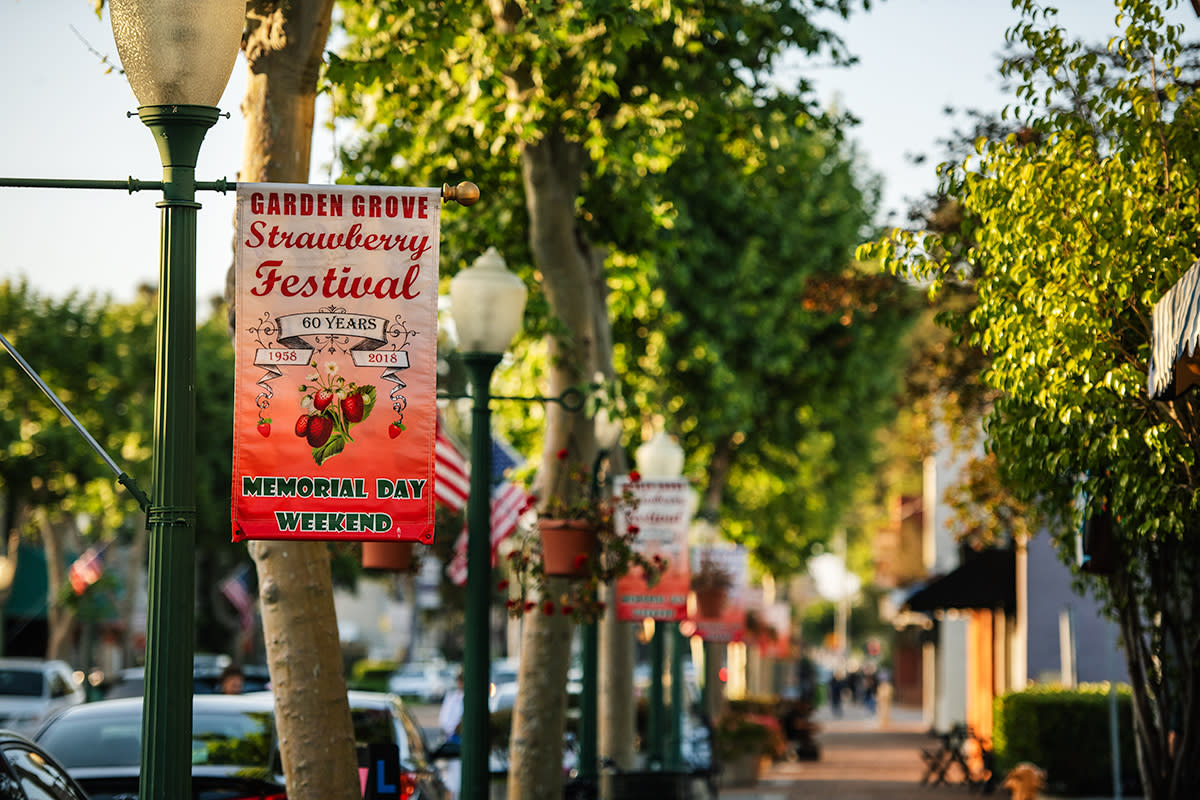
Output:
[
  {"xmin": 232, "ymin": 184, "xmax": 441, "ymax": 543},
  {"xmin": 614, "ymin": 477, "xmax": 692, "ymax": 622}
]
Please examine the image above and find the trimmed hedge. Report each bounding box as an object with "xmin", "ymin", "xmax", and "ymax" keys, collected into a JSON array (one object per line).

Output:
[{"xmin": 993, "ymin": 683, "xmax": 1140, "ymax": 796}]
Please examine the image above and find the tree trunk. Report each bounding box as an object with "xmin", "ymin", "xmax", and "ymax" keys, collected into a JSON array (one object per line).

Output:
[
  {"xmin": 507, "ymin": 130, "xmax": 597, "ymax": 800},
  {"xmin": 230, "ymin": 4, "xmax": 358, "ymax": 800},
  {"xmin": 37, "ymin": 510, "xmax": 74, "ymax": 660},
  {"xmin": 599, "ymin": 588, "xmax": 636, "ymax": 768},
  {"xmin": 251, "ymin": 540, "xmax": 357, "ymax": 799}
]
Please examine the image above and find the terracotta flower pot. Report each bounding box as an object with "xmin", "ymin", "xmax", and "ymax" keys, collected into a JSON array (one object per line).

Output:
[
  {"xmin": 538, "ymin": 519, "xmax": 599, "ymax": 578},
  {"xmin": 362, "ymin": 540, "xmax": 414, "ymax": 571},
  {"xmin": 694, "ymin": 587, "xmax": 728, "ymax": 619}
]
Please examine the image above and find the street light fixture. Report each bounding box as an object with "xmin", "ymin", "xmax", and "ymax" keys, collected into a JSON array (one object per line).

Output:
[
  {"xmin": 107, "ymin": 2, "xmax": 245, "ymax": 798},
  {"xmin": 449, "ymin": 247, "xmax": 527, "ymax": 799}
]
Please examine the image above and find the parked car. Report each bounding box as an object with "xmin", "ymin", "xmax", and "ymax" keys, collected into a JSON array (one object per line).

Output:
[
  {"xmin": 0, "ymin": 728, "xmax": 91, "ymax": 800},
  {"xmin": 33, "ymin": 691, "xmax": 449, "ymax": 799},
  {"xmin": 388, "ymin": 662, "xmax": 451, "ymax": 704},
  {"xmin": 0, "ymin": 659, "xmax": 86, "ymax": 735},
  {"xmin": 98, "ymin": 663, "xmax": 271, "ymax": 699}
]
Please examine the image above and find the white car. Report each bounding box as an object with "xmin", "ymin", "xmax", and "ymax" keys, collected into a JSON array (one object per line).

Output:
[
  {"xmin": 0, "ymin": 658, "xmax": 86, "ymax": 735},
  {"xmin": 388, "ymin": 662, "xmax": 451, "ymax": 703}
]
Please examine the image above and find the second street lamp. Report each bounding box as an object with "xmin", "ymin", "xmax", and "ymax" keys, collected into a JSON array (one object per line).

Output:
[
  {"xmin": 449, "ymin": 247, "xmax": 528, "ymax": 799},
  {"xmin": 107, "ymin": 1, "xmax": 245, "ymax": 798}
]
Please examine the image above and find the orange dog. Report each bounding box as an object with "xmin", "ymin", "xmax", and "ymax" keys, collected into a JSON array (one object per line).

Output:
[{"xmin": 1002, "ymin": 762, "xmax": 1046, "ymax": 800}]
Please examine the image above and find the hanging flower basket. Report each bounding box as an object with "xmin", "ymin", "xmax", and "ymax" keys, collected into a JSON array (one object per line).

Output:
[
  {"xmin": 538, "ymin": 519, "xmax": 599, "ymax": 578},
  {"xmin": 361, "ymin": 540, "xmax": 414, "ymax": 571},
  {"xmin": 694, "ymin": 586, "xmax": 728, "ymax": 618}
]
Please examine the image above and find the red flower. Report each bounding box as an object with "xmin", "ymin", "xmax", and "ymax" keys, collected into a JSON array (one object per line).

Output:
[
  {"xmin": 572, "ymin": 553, "xmax": 590, "ymax": 571},
  {"xmin": 628, "ymin": 469, "xmax": 641, "ymax": 482},
  {"xmin": 556, "ymin": 448, "xmax": 569, "ymax": 460},
  {"xmin": 524, "ymin": 601, "xmax": 537, "ymax": 612},
  {"xmin": 543, "ymin": 600, "xmax": 555, "ymax": 615},
  {"xmin": 506, "ymin": 599, "xmax": 518, "ymax": 609},
  {"xmin": 627, "ymin": 524, "xmax": 640, "ymax": 535},
  {"xmin": 561, "ymin": 604, "xmax": 575, "ymax": 615},
  {"xmin": 496, "ymin": 579, "xmax": 510, "ymax": 592}
]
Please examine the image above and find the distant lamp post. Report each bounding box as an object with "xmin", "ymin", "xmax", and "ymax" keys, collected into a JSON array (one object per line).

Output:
[
  {"xmin": 107, "ymin": 2, "xmax": 245, "ymax": 798},
  {"xmin": 450, "ymin": 247, "xmax": 527, "ymax": 799},
  {"xmin": 635, "ymin": 432, "xmax": 686, "ymax": 769},
  {"xmin": 576, "ymin": 408, "xmax": 625, "ymax": 791}
]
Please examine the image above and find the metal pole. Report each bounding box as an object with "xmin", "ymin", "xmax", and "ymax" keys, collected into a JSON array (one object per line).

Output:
[
  {"xmin": 667, "ymin": 625, "xmax": 685, "ymax": 770},
  {"xmin": 461, "ymin": 352, "xmax": 501, "ymax": 800},
  {"xmin": 648, "ymin": 626, "xmax": 665, "ymax": 768},
  {"xmin": 136, "ymin": 103, "xmax": 217, "ymax": 800},
  {"xmin": 578, "ymin": 618, "xmax": 598, "ymax": 787}
]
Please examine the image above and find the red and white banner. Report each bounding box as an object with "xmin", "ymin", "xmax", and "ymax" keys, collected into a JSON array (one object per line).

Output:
[
  {"xmin": 614, "ymin": 477, "xmax": 692, "ymax": 622},
  {"xmin": 231, "ymin": 184, "xmax": 441, "ymax": 543}
]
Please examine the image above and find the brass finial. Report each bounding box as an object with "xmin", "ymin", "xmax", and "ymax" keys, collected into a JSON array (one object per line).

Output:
[{"xmin": 442, "ymin": 181, "xmax": 481, "ymax": 206}]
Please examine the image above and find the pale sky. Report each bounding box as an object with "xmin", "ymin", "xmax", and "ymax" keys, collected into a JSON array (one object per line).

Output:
[{"xmin": 0, "ymin": 0, "xmax": 1193, "ymax": 305}]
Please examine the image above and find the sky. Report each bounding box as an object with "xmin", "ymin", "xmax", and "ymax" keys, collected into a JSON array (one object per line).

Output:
[{"xmin": 0, "ymin": 0, "xmax": 1195, "ymax": 306}]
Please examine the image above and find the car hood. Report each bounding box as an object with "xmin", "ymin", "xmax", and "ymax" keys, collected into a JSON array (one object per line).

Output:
[{"xmin": 68, "ymin": 764, "xmax": 286, "ymax": 798}]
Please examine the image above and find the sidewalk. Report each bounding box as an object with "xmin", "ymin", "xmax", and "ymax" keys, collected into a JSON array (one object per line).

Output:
[
  {"xmin": 721, "ymin": 703, "xmax": 940, "ymax": 800},
  {"xmin": 719, "ymin": 702, "xmax": 1136, "ymax": 800}
]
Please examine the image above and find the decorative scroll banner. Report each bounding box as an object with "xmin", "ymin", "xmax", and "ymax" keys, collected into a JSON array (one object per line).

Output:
[
  {"xmin": 231, "ymin": 183, "xmax": 441, "ymax": 543},
  {"xmin": 614, "ymin": 477, "xmax": 692, "ymax": 622}
]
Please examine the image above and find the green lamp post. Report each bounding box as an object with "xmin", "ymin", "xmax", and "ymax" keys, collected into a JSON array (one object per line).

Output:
[
  {"xmin": 106, "ymin": 1, "xmax": 245, "ymax": 797},
  {"xmin": 449, "ymin": 248, "xmax": 527, "ymax": 799},
  {"xmin": 634, "ymin": 432, "xmax": 687, "ymax": 771}
]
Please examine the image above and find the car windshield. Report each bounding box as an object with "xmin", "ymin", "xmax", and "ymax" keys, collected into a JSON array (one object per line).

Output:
[
  {"xmin": 0, "ymin": 670, "xmax": 43, "ymax": 697},
  {"xmin": 37, "ymin": 708, "xmax": 276, "ymax": 769}
]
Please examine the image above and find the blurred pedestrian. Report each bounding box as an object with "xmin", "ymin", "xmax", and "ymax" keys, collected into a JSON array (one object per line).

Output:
[
  {"xmin": 829, "ymin": 671, "xmax": 843, "ymax": 717},
  {"xmin": 220, "ymin": 664, "xmax": 244, "ymax": 695}
]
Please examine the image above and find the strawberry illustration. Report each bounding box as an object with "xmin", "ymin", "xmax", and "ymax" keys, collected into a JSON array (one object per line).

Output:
[
  {"xmin": 306, "ymin": 415, "xmax": 334, "ymax": 448},
  {"xmin": 295, "ymin": 415, "xmax": 311, "ymax": 437},
  {"xmin": 257, "ymin": 419, "xmax": 271, "ymax": 438},
  {"xmin": 388, "ymin": 422, "xmax": 404, "ymax": 439},
  {"xmin": 313, "ymin": 389, "xmax": 334, "ymax": 410},
  {"xmin": 341, "ymin": 391, "xmax": 365, "ymax": 423}
]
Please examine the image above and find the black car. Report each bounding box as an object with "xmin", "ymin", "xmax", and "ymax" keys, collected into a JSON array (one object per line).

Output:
[
  {"xmin": 0, "ymin": 729, "xmax": 90, "ymax": 800},
  {"xmin": 33, "ymin": 691, "xmax": 449, "ymax": 800}
]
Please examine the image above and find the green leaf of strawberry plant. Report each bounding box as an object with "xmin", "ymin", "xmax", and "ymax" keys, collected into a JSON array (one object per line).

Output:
[{"xmin": 312, "ymin": 431, "xmax": 347, "ymax": 466}]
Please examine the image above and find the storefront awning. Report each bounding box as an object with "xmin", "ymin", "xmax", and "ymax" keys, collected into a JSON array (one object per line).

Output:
[
  {"xmin": 902, "ymin": 548, "xmax": 1015, "ymax": 614},
  {"xmin": 1149, "ymin": 258, "xmax": 1200, "ymax": 400}
]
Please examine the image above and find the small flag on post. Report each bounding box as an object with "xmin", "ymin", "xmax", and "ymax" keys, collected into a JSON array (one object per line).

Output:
[
  {"xmin": 68, "ymin": 546, "xmax": 105, "ymax": 595},
  {"xmin": 221, "ymin": 565, "xmax": 256, "ymax": 636}
]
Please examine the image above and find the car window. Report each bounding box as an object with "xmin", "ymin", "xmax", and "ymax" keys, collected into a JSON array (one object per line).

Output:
[
  {"xmin": 192, "ymin": 710, "xmax": 274, "ymax": 768},
  {"xmin": 38, "ymin": 709, "xmax": 276, "ymax": 770},
  {"xmin": 2, "ymin": 744, "xmax": 82, "ymax": 800},
  {"xmin": 0, "ymin": 670, "xmax": 43, "ymax": 697}
]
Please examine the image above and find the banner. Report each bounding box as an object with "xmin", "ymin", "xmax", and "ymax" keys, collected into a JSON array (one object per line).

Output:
[
  {"xmin": 231, "ymin": 184, "xmax": 441, "ymax": 543},
  {"xmin": 690, "ymin": 545, "xmax": 750, "ymax": 643},
  {"xmin": 614, "ymin": 477, "xmax": 691, "ymax": 622}
]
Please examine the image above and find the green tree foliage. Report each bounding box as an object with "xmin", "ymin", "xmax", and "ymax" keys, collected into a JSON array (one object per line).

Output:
[
  {"xmin": 0, "ymin": 282, "xmax": 243, "ymax": 657},
  {"xmin": 610, "ymin": 97, "xmax": 921, "ymax": 574},
  {"xmin": 861, "ymin": 3, "xmax": 1200, "ymax": 796}
]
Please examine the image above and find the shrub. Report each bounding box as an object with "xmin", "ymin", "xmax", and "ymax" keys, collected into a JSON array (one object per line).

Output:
[{"xmin": 993, "ymin": 683, "xmax": 1140, "ymax": 796}]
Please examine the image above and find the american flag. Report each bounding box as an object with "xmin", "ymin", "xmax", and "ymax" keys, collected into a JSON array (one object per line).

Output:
[
  {"xmin": 434, "ymin": 415, "xmax": 470, "ymax": 510},
  {"xmin": 68, "ymin": 546, "xmax": 105, "ymax": 595},
  {"xmin": 447, "ymin": 480, "xmax": 534, "ymax": 586},
  {"xmin": 221, "ymin": 565, "xmax": 256, "ymax": 635}
]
